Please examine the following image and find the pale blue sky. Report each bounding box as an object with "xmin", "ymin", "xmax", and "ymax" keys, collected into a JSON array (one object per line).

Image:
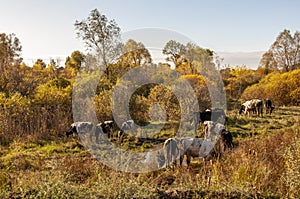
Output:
[{"xmin": 1, "ymin": 0, "xmax": 300, "ymax": 68}]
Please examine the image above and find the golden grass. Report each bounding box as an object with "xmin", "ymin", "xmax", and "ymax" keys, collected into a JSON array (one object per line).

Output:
[{"xmin": 0, "ymin": 107, "xmax": 299, "ymax": 198}]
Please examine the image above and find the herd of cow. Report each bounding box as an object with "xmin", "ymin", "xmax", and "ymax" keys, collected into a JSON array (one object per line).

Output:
[
  {"xmin": 239, "ymin": 98, "xmax": 274, "ymax": 117},
  {"xmin": 65, "ymin": 98, "xmax": 274, "ymax": 168},
  {"xmin": 65, "ymin": 119, "xmax": 135, "ymax": 143}
]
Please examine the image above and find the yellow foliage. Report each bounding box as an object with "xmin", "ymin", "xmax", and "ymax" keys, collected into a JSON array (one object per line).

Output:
[{"xmin": 241, "ymin": 69, "xmax": 300, "ymax": 106}]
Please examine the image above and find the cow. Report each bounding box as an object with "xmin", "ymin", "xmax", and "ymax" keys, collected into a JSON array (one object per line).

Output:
[
  {"xmin": 118, "ymin": 120, "xmax": 135, "ymax": 141},
  {"xmin": 220, "ymin": 130, "xmax": 234, "ymax": 151},
  {"xmin": 239, "ymin": 99, "xmax": 263, "ymax": 117},
  {"xmin": 265, "ymin": 99, "xmax": 275, "ymax": 114},
  {"xmin": 203, "ymin": 121, "xmax": 226, "ymax": 141},
  {"xmin": 203, "ymin": 121, "xmax": 233, "ymax": 150},
  {"xmin": 66, "ymin": 122, "xmax": 94, "ymax": 138},
  {"xmin": 95, "ymin": 120, "xmax": 115, "ymax": 143},
  {"xmin": 179, "ymin": 138, "xmax": 209, "ymax": 166},
  {"xmin": 179, "ymin": 134, "xmax": 232, "ymax": 166},
  {"xmin": 192, "ymin": 108, "xmax": 227, "ymax": 135},
  {"xmin": 163, "ymin": 138, "xmax": 180, "ymax": 168}
]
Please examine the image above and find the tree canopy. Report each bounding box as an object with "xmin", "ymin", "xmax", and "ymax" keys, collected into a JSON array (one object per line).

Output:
[
  {"xmin": 74, "ymin": 9, "xmax": 123, "ymax": 77},
  {"xmin": 260, "ymin": 29, "xmax": 300, "ymax": 72}
]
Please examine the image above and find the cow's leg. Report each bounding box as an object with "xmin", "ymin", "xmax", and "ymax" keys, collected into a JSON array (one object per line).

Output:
[
  {"xmin": 180, "ymin": 154, "xmax": 184, "ymax": 166},
  {"xmin": 166, "ymin": 155, "xmax": 170, "ymax": 168},
  {"xmin": 95, "ymin": 132, "xmax": 99, "ymax": 144},
  {"xmin": 194, "ymin": 113, "xmax": 199, "ymax": 136},
  {"xmin": 118, "ymin": 130, "xmax": 124, "ymax": 142},
  {"xmin": 89, "ymin": 130, "xmax": 93, "ymax": 142},
  {"xmin": 271, "ymin": 106, "xmax": 274, "ymax": 114},
  {"xmin": 172, "ymin": 155, "xmax": 177, "ymax": 168},
  {"xmin": 194, "ymin": 120, "xmax": 198, "ymax": 136},
  {"xmin": 186, "ymin": 155, "xmax": 191, "ymax": 166}
]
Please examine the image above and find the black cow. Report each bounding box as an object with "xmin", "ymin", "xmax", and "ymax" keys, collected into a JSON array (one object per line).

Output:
[
  {"xmin": 265, "ymin": 99, "xmax": 275, "ymax": 115},
  {"xmin": 220, "ymin": 130, "xmax": 233, "ymax": 151},
  {"xmin": 193, "ymin": 108, "xmax": 227, "ymax": 135}
]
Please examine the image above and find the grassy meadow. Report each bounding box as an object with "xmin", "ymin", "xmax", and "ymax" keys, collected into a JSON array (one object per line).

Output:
[{"xmin": 0, "ymin": 106, "xmax": 299, "ymax": 198}]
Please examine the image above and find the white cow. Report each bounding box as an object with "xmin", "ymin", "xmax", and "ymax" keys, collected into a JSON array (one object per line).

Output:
[{"xmin": 163, "ymin": 138, "xmax": 180, "ymax": 168}]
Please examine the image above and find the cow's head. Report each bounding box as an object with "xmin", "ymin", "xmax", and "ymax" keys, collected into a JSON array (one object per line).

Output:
[
  {"xmin": 66, "ymin": 126, "xmax": 77, "ymax": 137},
  {"xmin": 220, "ymin": 130, "xmax": 233, "ymax": 150},
  {"xmin": 239, "ymin": 105, "xmax": 245, "ymax": 114}
]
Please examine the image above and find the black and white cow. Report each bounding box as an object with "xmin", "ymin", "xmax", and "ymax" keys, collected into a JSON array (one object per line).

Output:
[
  {"xmin": 265, "ymin": 99, "xmax": 275, "ymax": 115},
  {"xmin": 203, "ymin": 121, "xmax": 233, "ymax": 150},
  {"xmin": 203, "ymin": 121, "xmax": 226, "ymax": 141},
  {"xmin": 95, "ymin": 120, "xmax": 115, "ymax": 143},
  {"xmin": 239, "ymin": 99, "xmax": 263, "ymax": 117},
  {"xmin": 66, "ymin": 122, "xmax": 94, "ymax": 138},
  {"xmin": 192, "ymin": 108, "xmax": 227, "ymax": 135}
]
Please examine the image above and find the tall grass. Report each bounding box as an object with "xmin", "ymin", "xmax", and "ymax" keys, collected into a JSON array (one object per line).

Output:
[{"xmin": 0, "ymin": 107, "xmax": 299, "ymax": 198}]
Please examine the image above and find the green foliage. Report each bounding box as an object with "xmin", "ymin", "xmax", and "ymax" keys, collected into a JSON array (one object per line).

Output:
[
  {"xmin": 34, "ymin": 78, "xmax": 72, "ymax": 105},
  {"xmin": 129, "ymin": 94, "xmax": 150, "ymax": 124},
  {"xmin": 94, "ymin": 89, "xmax": 112, "ymax": 121},
  {"xmin": 180, "ymin": 74, "xmax": 211, "ymax": 111}
]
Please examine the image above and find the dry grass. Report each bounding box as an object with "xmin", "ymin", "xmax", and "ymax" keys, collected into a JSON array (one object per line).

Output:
[{"xmin": 0, "ymin": 107, "xmax": 299, "ymax": 198}]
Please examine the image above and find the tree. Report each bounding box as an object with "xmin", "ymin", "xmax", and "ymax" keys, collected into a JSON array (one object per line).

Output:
[
  {"xmin": 74, "ymin": 9, "xmax": 122, "ymax": 77},
  {"xmin": 0, "ymin": 33, "xmax": 22, "ymax": 68},
  {"xmin": 259, "ymin": 50, "xmax": 278, "ymax": 71},
  {"xmin": 260, "ymin": 29, "xmax": 300, "ymax": 72},
  {"xmin": 32, "ymin": 59, "xmax": 46, "ymax": 70},
  {"xmin": 163, "ymin": 40, "xmax": 186, "ymax": 67},
  {"xmin": 0, "ymin": 33, "xmax": 23, "ymax": 93},
  {"xmin": 224, "ymin": 66, "xmax": 260, "ymax": 99},
  {"xmin": 119, "ymin": 39, "xmax": 152, "ymax": 67},
  {"xmin": 65, "ymin": 50, "xmax": 85, "ymax": 70}
]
